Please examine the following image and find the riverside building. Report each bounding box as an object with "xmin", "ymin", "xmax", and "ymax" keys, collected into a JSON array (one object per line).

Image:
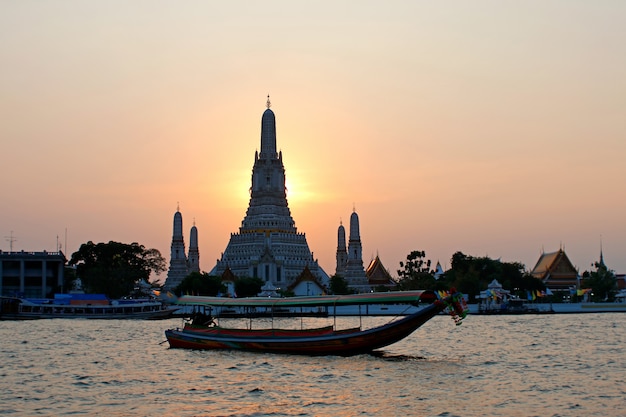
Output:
[{"xmin": 0, "ymin": 250, "xmax": 66, "ymax": 297}]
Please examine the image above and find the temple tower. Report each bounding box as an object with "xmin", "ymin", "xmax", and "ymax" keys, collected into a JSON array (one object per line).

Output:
[
  {"xmin": 188, "ymin": 221, "xmax": 200, "ymax": 273},
  {"xmin": 337, "ymin": 209, "xmax": 369, "ymax": 291},
  {"xmin": 164, "ymin": 206, "xmax": 189, "ymax": 290},
  {"xmin": 211, "ymin": 98, "xmax": 329, "ymax": 289},
  {"xmin": 335, "ymin": 221, "xmax": 348, "ymax": 277}
]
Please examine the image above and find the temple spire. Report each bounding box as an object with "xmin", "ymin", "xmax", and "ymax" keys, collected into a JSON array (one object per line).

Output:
[
  {"xmin": 599, "ymin": 236, "xmax": 606, "ymax": 267},
  {"xmin": 260, "ymin": 96, "xmax": 277, "ymax": 158},
  {"xmin": 165, "ymin": 207, "xmax": 188, "ymax": 290}
]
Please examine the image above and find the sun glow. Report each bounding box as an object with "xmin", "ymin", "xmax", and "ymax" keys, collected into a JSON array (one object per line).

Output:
[
  {"xmin": 285, "ymin": 171, "xmax": 320, "ymax": 206},
  {"xmin": 285, "ymin": 177, "xmax": 294, "ymax": 200}
]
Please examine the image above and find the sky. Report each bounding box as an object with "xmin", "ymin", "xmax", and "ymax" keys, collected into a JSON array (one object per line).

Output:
[{"xmin": 1, "ymin": 1, "xmax": 625, "ymax": 282}]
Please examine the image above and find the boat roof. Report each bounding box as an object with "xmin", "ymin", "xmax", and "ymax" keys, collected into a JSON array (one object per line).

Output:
[{"xmin": 175, "ymin": 290, "xmax": 431, "ymax": 307}]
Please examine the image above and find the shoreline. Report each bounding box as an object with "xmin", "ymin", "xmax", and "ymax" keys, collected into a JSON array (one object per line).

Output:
[
  {"xmin": 170, "ymin": 301, "xmax": 626, "ymax": 318},
  {"xmin": 471, "ymin": 302, "xmax": 626, "ymax": 315}
]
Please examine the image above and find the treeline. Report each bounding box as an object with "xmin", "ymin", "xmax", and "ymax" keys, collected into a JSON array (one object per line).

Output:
[
  {"xmin": 175, "ymin": 272, "xmax": 265, "ymax": 298},
  {"xmin": 394, "ymin": 250, "xmax": 544, "ymax": 302},
  {"xmin": 65, "ymin": 242, "xmax": 618, "ymax": 302},
  {"xmin": 392, "ymin": 250, "xmax": 618, "ymax": 302}
]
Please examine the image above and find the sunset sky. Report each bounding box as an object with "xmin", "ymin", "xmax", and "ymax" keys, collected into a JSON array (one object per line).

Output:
[{"xmin": 2, "ymin": 1, "xmax": 625, "ymax": 281}]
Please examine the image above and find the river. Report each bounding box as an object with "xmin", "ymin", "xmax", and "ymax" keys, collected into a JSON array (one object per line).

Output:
[{"xmin": 0, "ymin": 313, "xmax": 624, "ymax": 416}]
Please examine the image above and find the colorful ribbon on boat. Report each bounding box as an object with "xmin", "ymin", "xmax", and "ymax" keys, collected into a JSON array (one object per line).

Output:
[{"xmin": 441, "ymin": 291, "xmax": 468, "ymax": 326}]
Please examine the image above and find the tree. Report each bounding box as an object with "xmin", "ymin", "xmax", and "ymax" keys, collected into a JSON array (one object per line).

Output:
[
  {"xmin": 175, "ymin": 272, "xmax": 225, "ymax": 296},
  {"xmin": 582, "ymin": 261, "xmax": 617, "ymax": 302},
  {"xmin": 68, "ymin": 241, "xmax": 166, "ymax": 299},
  {"xmin": 61, "ymin": 266, "xmax": 78, "ymax": 295},
  {"xmin": 396, "ymin": 250, "xmax": 436, "ymax": 291},
  {"xmin": 277, "ymin": 288, "xmax": 296, "ymax": 297},
  {"xmin": 329, "ymin": 274, "xmax": 351, "ymax": 295},
  {"xmin": 444, "ymin": 251, "xmax": 542, "ymax": 302},
  {"xmin": 235, "ymin": 277, "xmax": 265, "ymax": 298},
  {"xmin": 443, "ymin": 252, "xmax": 473, "ymax": 298},
  {"xmin": 499, "ymin": 261, "xmax": 527, "ymax": 291}
]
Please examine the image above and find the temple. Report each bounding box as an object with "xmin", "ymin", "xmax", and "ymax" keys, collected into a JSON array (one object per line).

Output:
[
  {"xmin": 335, "ymin": 210, "xmax": 370, "ymax": 291},
  {"xmin": 163, "ymin": 99, "xmax": 399, "ymax": 293},
  {"xmin": 530, "ymin": 248, "xmax": 580, "ymax": 291},
  {"xmin": 209, "ymin": 98, "xmax": 329, "ymax": 288},
  {"xmin": 164, "ymin": 207, "xmax": 200, "ymax": 290}
]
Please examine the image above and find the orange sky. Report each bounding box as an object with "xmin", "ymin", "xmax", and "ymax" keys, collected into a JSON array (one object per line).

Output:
[{"xmin": 2, "ymin": 1, "xmax": 625, "ymax": 280}]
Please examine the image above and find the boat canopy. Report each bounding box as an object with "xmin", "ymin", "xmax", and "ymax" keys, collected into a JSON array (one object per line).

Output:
[{"xmin": 175, "ymin": 290, "xmax": 433, "ymax": 308}]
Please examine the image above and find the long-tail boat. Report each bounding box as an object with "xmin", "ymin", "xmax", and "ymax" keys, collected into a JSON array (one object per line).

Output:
[{"xmin": 164, "ymin": 290, "xmax": 467, "ymax": 356}]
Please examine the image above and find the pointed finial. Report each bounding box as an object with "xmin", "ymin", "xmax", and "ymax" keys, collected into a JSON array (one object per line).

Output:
[
  {"xmin": 266, "ymin": 95, "xmax": 271, "ymax": 109},
  {"xmin": 599, "ymin": 235, "xmax": 605, "ymax": 266},
  {"xmin": 600, "ymin": 234, "xmax": 603, "ymax": 255},
  {"xmin": 177, "ymin": 201, "xmax": 180, "ymax": 212}
]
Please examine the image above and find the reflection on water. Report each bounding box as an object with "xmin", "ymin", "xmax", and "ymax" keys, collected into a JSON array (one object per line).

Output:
[
  {"xmin": 369, "ymin": 352, "xmax": 427, "ymax": 361},
  {"xmin": 0, "ymin": 314, "xmax": 624, "ymax": 416}
]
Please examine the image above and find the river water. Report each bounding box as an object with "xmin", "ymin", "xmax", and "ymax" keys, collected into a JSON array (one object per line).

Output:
[{"xmin": 0, "ymin": 313, "xmax": 624, "ymax": 417}]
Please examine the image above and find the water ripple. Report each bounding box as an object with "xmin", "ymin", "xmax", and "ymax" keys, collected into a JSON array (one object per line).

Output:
[{"xmin": 0, "ymin": 314, "xmax": 624, "ymax": 416}]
